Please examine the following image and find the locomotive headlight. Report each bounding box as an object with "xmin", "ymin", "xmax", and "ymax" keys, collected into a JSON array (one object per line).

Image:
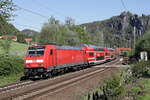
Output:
[
  {"xmin": 36, "ymin": 60, "xmax": 44, "ymax": 63},
  {"xmin": 26, "ymin": 60, "xmax": 32, "ymax": 63}
]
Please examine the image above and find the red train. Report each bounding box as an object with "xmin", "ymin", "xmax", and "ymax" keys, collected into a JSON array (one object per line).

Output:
[{"xmin": 24, "ymin": 44, "xmax": 117, "ymax": 79}]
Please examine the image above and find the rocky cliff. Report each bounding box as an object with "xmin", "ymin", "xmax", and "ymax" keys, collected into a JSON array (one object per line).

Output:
[{"xmin": 82, "ymin": 12, "xmax": 150, "ymax": 48}]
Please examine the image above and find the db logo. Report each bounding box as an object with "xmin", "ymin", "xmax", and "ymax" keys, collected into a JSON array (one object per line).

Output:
[{"xmin": 72, "ymin": 56, "xmax": 74, "ymax": 60}]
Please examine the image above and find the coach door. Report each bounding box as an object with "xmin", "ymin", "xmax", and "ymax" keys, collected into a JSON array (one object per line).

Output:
[{"xmin": 49, "ymin": 49, "xmax": 54, "ymax": 67}]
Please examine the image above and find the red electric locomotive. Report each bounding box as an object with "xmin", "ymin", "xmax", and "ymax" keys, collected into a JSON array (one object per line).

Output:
[
  {"xmin": 23, "ymin": 44, "xmax": 117, "ymax": 79},
  {"xmin": 24, "ymin": 45, "xmax": 87, "ymax": 78}
]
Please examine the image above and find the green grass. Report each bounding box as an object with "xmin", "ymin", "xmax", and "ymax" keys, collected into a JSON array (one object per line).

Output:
[
  {"xmin": 10, "ymin": 41, "xmax": 28, "ymax": 58},
  {"xmin": 0, "ymin": 40, "xmax": 28, "ymax": 58},
  {"xmin": 0, "ymin": 73, "xmax": 24, "ymax": 86},
  {"xmin": 10, "ymin": 41, "xmax": 28, "ymax": 52},
  {"xmin": 137, "ymin": 79, "xmax": 150, "ymax": 100},
  {"xmin": 0, "ymin": 41, "xmax": 27, "ymax": 85},
  {"xmin": 0, "ymin": 40, "xmax": 28, "ymax": 52},
  {"xmin": 138, "ymin": 94, "xmax": 150, "ymax": 100}
]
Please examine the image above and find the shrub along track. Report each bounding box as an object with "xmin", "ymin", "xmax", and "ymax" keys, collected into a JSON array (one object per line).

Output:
[{"xmin": 0, "ymin": 58, "xmax": 120, "ymax": 100}]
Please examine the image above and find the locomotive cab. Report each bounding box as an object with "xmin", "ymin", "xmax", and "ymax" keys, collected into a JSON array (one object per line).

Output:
[{"xmin": 24, "ymin": 45, "xmax": 54, "ymax": 78}]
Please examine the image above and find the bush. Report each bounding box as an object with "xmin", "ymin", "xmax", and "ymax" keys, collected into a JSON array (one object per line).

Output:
[
  {"xmin": 131, "ymin": 61, "xmax": 150, "ymax": 78},
  {"xmin": 127, "ymin": 49, "xmax": 135, "ymax": 57},
  {"xmin": 135, "ymin": 31, "xmax": 150, "ymax": 60},
  {"xmin": 0, "ymin": 54, "xmax": 24, "ymax": 76},
  {"xmin": 100, "ymin": 75, "xmax": 125, "ymax": 100},
  {"xmin": 129, "ymin": 86, "xmax": 141, "ymax": 95}
]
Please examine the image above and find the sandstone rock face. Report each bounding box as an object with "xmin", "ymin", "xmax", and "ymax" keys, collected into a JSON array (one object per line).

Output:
[{"xmin": 82, "ymin": 12, "xmax": 150, "ymax": 48}]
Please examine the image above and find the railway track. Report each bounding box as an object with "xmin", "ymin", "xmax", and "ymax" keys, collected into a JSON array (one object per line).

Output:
[
  {"xmin": 24, "ymin": 68, "xmax": 110, "ymax": 100},
  {"xmin": 0, "ymin": 81, "xmax": 34, "ymax": 93},
  {"xmin": 0, "ymin": 58, "xmax": 120, "ymax": 100}
]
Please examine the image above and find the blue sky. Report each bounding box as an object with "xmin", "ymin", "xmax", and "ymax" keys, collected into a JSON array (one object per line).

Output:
[{"xmin": 11, "ymin": 0, "xmax": 150, "ymax": 32}]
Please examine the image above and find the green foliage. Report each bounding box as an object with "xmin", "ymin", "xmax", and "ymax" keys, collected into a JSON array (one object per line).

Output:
[
  {"xmin": 138, "ymin": 94, "xmax": 150, "ymax": 100},
  {"xmin": 0, "ymin": 14, "xmax": 20, "ymax": 35},
  {"xmin": 135, "ymin": 31, "xmax": 150, "ymax": 59},
  {"xmin": 39, "ymin": 23, "xmax": 61, "ymax": 44},
  {"xmin": 104, "ymin": 33, "xmax": 115, "ymax": 48},
  {"xmin": 17, "ymin": 33, "xmax": 26, "ymax": 43},
  {"xmin": 131, "ymin": 61, "xmax": 150, "ymax": 78},
  {"xmin": 129, "ymin": 86, "xmax": 141, "ymax": 95},
  {"xmin": 85, "ymin": 74, "xmax": 126, "ymax": 100},
  {"xmin": 71, "ymin": 25, "xmax": 89, "ymax": 44},
  {"xmin": 39, "ymin": 18, "xmax": 91, "ymax": 46},
  {"xmin": 39, "ymin": 23, "xmax": 80, "ymax": 45},
  {"xmin": 90, "ymin": 30, "xmax": 104, "ymax": 46},
  {"xmin": 0, "ymin": 40, "xmax": 27, "ymax": 85},
  {"xmin": 0, "ymin": 72, "xmax": 23, "ymax": 85},
  {"xmin": 0, "ymin": 0, "xmax": 16, "ymax": 19},
  {"xmin": 64, "ymin": 28, "xmax": 80, "ymax": 45},
  {"xmin": 100, "ymin": 75, "xmax": 125, "ymax": 100},
  {"xmin": 0, "ymin": 0, "xmax": 21, "ymax": 38},
  {"xmin": 0, "ymin": 40, "xmax": 28, "ymax": 55},
  {"xmin": 0, "ymin": 54, "xmax": 24, "ymax": 76},
  {"xmin": 127, "ymin": 49, "xmax": 135, "ymax": 57},
  {"xmin": 136, "ymin": 79, "xmax": 150, "ymax": 100},
  {"xmin": 0, "ymin": 37, "xmax": 12, "ymax": 54},
  {"xmin": 84, "ymin": 61, "xmax": 150, "ymax": 100},
  {"xmin": 9, "ymin": 40, "xmax": 28, "ymax": 52}
]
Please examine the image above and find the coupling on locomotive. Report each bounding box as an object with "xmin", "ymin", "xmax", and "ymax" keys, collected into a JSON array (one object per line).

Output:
[{"xmin": 24, "ymin": 44, "xmax": 117, "ymax": 79}]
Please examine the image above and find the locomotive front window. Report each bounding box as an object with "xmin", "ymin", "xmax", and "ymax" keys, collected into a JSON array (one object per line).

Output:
[
  {"xmin": 28, "ymin": 46, "xmax": 45, "ymax": 56},
  {"xmin": 28, "ymin": 51, "xmax": 36, "ymax": 55},
  {"xmin": 37, "ymin": 50, "xmax": 44, "ymax": 55}
]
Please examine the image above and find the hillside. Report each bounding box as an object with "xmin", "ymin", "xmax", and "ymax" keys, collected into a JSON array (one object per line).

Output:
[
  {"xmin": 82, "ymin": 12, "xmax": 150, "ymax": 48},
  {"xmin": 9, "ymin": 41, "xmax": 28, "ymax": 56},
  {"xmin": 21, "ymin": 29, "xmax": 39, "ymax": 37},
  {"xmin": 0, "ymin": 40, "xmax": 28, "ymax": 58}
]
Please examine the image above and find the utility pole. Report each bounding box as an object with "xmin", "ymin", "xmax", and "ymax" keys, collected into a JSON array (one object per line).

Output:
[
  {"xmin": 133, "ymin": 26, "xmax": 136, "ymax": 49},
  {"xmin": 102, "ymin": 30, "xmax": 104, "ymax": 47}
]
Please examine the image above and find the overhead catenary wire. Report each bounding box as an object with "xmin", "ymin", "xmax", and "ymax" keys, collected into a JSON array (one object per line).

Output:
[
  {"xmin": 11, "ymin": 5, "xmax": 50, "ymax": 31},
  {"xmin": 0, "ymin": 17, "xmax": 39, "ymax": 34},
  {"xmin": 0, "ymin": 16, "xmax": 40, "ymax": 38},
  {"xmin": 15, "ymin": 4, "xmax": 66, "ymax": 31},
  {"xmin": 30, "ymin": 0, "xmax": 78, "ymax": 24},
  {"xmin": 31, "ymin": 0, "xmax": 66, "ymax": 18},
  {"xmin": 15, "ymin": 0, "xmax": 79, "ymax": 31},
  {"xmin": 17, "ymin": 6, "xmax": 49, "ymax": 19},
  {"xmin": 120, "ymin": 0, "xmax": 127, "ymax": 11}
]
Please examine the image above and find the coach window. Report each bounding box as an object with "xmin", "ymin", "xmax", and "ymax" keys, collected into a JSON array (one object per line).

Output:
[
  {"xmin": 89, "ymin": 52, "xmax": 94, "ymax": 57},
  {"xmin": 50, "ymin": 50, "xmax": 53, "ymax": 55},
  {"xmin": 106, "ymin": 52, "xmax": 108, "ymax": 56}
]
